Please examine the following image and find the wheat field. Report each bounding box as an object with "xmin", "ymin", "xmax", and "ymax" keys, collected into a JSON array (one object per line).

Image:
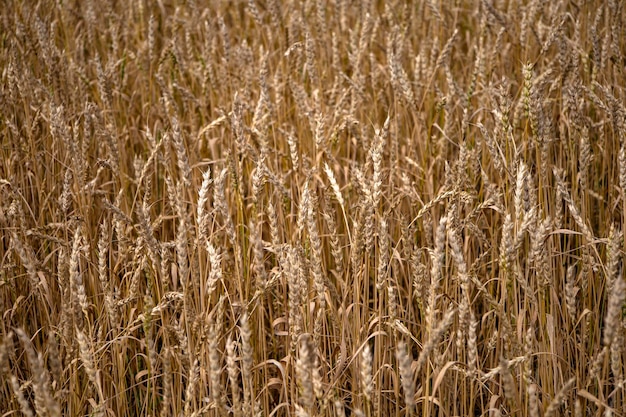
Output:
[{"xmin": 1, "ymin": 0, "xmax": 625, "ymax": 416}]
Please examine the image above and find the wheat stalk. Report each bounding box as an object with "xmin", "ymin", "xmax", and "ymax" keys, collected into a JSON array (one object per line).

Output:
[{"xmin": 396, "ymin": 341, "xmax": 415, "ymax": 410}]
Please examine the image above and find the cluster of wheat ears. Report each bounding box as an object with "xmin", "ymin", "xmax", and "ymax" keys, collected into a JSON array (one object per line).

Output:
[{"xmin": 1, "ymin": 0, "xmax": 625, "ymax": 416}]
